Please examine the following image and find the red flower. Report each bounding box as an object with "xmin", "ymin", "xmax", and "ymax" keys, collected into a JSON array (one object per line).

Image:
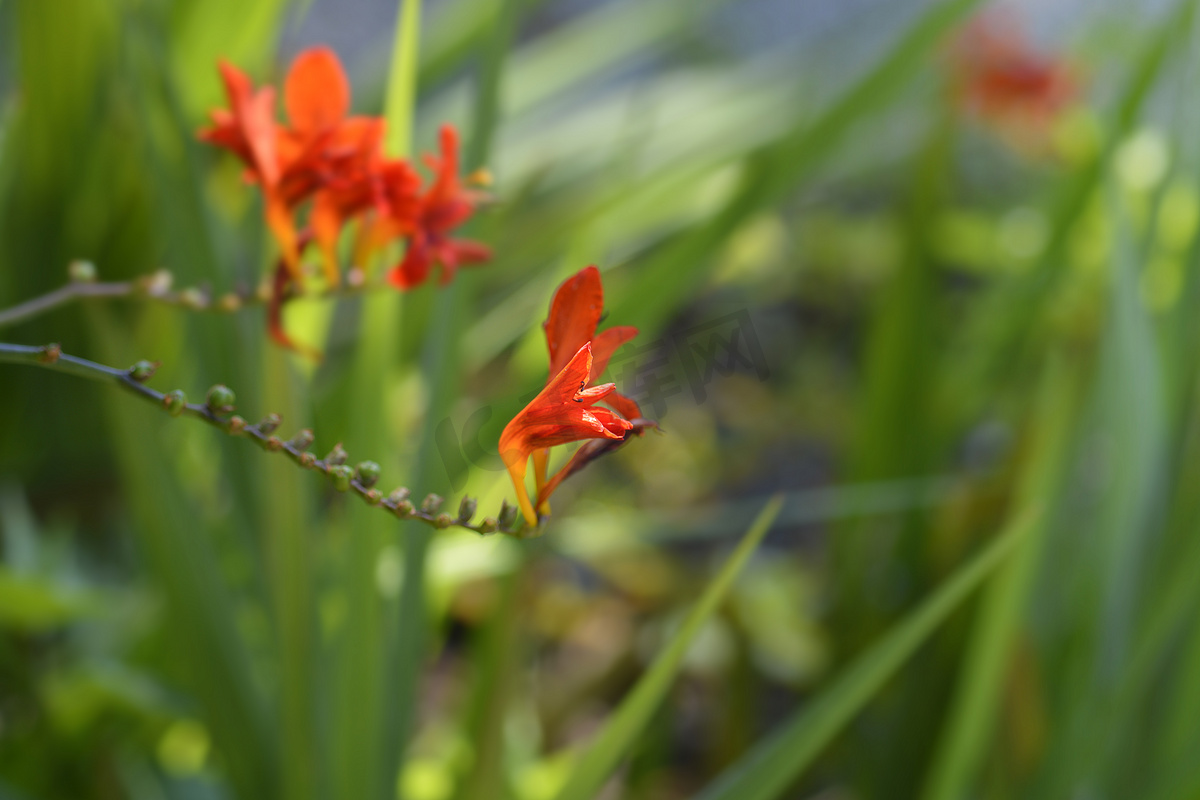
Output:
[
  {"xmin": 531, "ymin": 265, "xmax": 640, "ymax": 509},
  {"xmin": 388, "ymin": 126, "xmax": 491, "ymax": 289},
  {"xmin": 500, "ymin": 344, "xmax": 634, "ymax": 527},
  {"xmin": 199, "ymin": 48, "xmax": 494, "ymax": 354},
  {"xmin": 950, "ymin": 16, "xmax": 1076, "ymax": 145}
]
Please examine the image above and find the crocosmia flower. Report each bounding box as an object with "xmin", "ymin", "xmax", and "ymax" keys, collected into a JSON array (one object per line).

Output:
[
  {"xmin": 198, "ymin": 47, "xmax": 493, "ymax": 353},
  {"xmin": 500, "ymin": 344, "xmax": 634, "ymax": 527},
  {"xmin": 501, "ymin": 266, "xmax": 656, "ymax": 529},
  {"xmin": 388, "ymin": 126, "xmax": 492, "ymax": 289},
  {"xmin": 950, "ymin": 15, "xmax": 1076, "ymax": 148}
]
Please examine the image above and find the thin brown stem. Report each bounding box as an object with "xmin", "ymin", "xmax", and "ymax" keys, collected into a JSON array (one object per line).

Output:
[{"xmin": 0, "ymin": 266, "xmax": 390, "ymax": 331}]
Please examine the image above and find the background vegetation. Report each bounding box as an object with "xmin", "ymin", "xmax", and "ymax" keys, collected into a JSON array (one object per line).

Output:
[{"xmin": 2, "ymin": 0, "xmax": 1200, "ymax": 798}]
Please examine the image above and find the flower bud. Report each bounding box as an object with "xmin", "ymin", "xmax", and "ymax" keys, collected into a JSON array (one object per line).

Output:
[
  {"xmin": 37, "ymin": 343, "xmax": 61, "ymax": 364},
  {"xmin": 393, "ymin": 500, "xmax": 415, "ymax": 518},
  {"xmin": 264, "ymin": 436, "xmax": 283, "ymax": 452},
  {"xmin": 68, "ymin": 260, "xmax": 97, "ymax": 283},
  {"xmin": 497, "ymin": 499, "xmax": 518, "ymax": 531},
  {"xmin": 325, "ymin": 443, "xmax": 349, "ymax": 466},
  {"xmin": 299, "ymin": 452, "xmax": 316, "ymax": 468},
  {"xmin": 288, "ymin": 429, "xmax": 315, "ymax": 450},
  {"xmin": 388, "ymin": 487, "xmax": 411, "ymax": 504},
  {"xmin": 457, "ymin": 496, "xmax": 477, "ymax": 523},
  {"xmin": 364, "ymin": 489, "xmax": 383, "ymax": 505},
  {"xmin": 217, "ymin": 293, "xmax": 242, "ymax": 312},
  {"xmin": 179, "ymin": 287, "xmax": 206, "ymax": 309},
  {"xmin": 478, "ymin": 517, "xmax": 498, "ymax": 534},
  {"xmin": 355, "ymin": 461, "xmax": 382, "ymax": 488},
  {"xmin": 329, "ymin": 464, "xmax": 353, "ymax": 492},
  {"xmin": 163, "ymin": 390, "xmax": 187, "ymax": 417},
  {"xmin": 206, "ymin": 384, "xmax": 236, "ymax": 414},
  {"xmin": 256, "ymin": 413, "xmax": 281, "ymax": 434},
  {"xmin": 128, "ymin": 360, "xmax": 159, "ymax": 382},
  {"xmin": 139, "ymin": 269, "xmax": 173, "ymax": 296},
  {"xmin": 420, "ymin": 494, "xmax": 444, "ymax": 515},
  {"xmin": 434, "ymin": 513, "xmax": 453, "ymax": 529},
  {"xmin": 227, "ymin": 415, "xmax": 247, "ymax": 434}
]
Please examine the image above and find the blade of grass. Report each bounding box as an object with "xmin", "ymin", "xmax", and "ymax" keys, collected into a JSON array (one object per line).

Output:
[
  {"xmin": 551, "ymin": 495, "xmax": 784, "ymax": 800},
  {"xmin": 920, "ymin": 355, "xmax": 1081, "ymax": 800},
  {"xmin": 612, "ymin": 0, "xmax": 986, "ymax": 330},
  {"xmin": 694, "ymin": 510, "xmax": 1034, "ymax": 800}
]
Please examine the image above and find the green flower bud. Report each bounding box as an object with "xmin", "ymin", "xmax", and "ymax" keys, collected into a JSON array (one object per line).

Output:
[
  {"xmin": 256, "ymin": 413, "xmax": 281, "ymax": 434},
  {"xmin": 264, "ymin": 436, "xmax": 283, "ymax": 452},
  {"xmin": 128, "ymin": 360, "xmax": 159, "ymax": 382},
  {"xmin": 478, "ymin": 517, "xmax": 498, "ymax": 534},
  {"xmin": 388, "ymin": 487, "xmax": 411, "ymax": 504},
  {"xmin": 354, "ymin": 461, "xmax": 382, "ymax": 488},
  {"xmin": 420, "ymin": 494, "xmax": 444, "ymax": 514},
  {"xmin": 434, "ymin": 513, "xmax": 453, "ymax": 529},
  {"xmin": 179, "ymin": 287, "xmax": 206, "ymax": 309},
  {"xmin": 206, "ymin": 384, "xmax": 236, "ymax": 414},
  {"xmin": 288, "ymin": 429, "xmax": 315, "ymax": 450},
  {"xmin": 299, "ymin": 452, "xmax": 316, "ymax": 468},
  {"xmin": 497, "ymin": 499, "xmax": 518, "ymax": 531},
  {"xmin": 67, "ymin": 260, "xmax": 97, "ymax": 283},
  {"xmin": 364, "ymin": 489, "xmax": 383, "ymax": 505},
  {"xmin": 227, "ymin": 415, "xmax": 247, "ymax": 434},
  {"xmin": 394, "ymin": 500, "xmax": 415, "ymax": 518},
  {"xmin": 163, "ymin": 390, "xmax": 187, "ymax": 417},
  {"xmin": 457, "ymin": 496, "xmax": 477, "ymax": 523},
  {"xmin": 329, "ymin": 464, "xmax": 353, "ymax": 492},
  {"xmin": 325, "ymin": 443, "xmax": 349, "ymax": 466},
  {"xmin": 37, "ymin": 343, "xmax": 61, "ymax": 364}
]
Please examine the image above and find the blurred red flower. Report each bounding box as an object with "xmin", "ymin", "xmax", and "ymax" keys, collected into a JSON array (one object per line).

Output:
[
  {"xmin": 950, "ymin": 16, "xmax": 1076, "ymax": 146},
  {"xmin": 198, "ymin": 47, "xmax": 492, "ymax": 353}
]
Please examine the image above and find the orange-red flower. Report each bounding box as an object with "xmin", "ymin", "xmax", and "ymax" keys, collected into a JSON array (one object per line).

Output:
[
  {"xmin": 950, "ymin": 16, "xmax": 1076, "ymax": 146},
  {"xmin": 388, "ymin": 126, "xmax": 492, "ymax": 289},
  {"xmin": 500, "ymin": 344, "xmax": 634, "ymax": 527},
  {"xmin": 500, "ymin": 266, "xmax": 656, "ymax": 529},
  {"xmin": 199, "ymin": 47, "xmax": 493, "ymax": 353}
]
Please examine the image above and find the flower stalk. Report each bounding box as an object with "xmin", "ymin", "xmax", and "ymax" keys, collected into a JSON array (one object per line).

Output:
[
  {"xmin": 0, "ymin": 263, "xmax": 390, "ymax": 332},
  {"xmin": 0, "ymin": 342, "xmax": 518, "ymax": 536}
]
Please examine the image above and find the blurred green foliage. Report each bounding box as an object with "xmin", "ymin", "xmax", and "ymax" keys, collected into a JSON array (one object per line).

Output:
[{"xmin": 4, "ymin": 0, "xmax": 1200, "ymax": 799}]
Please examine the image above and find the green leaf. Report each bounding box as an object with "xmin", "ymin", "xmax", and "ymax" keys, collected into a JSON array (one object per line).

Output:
[
  {"xmin": 551, "ymin": 495, "xmax": 784, "ymax": 800},
  {"xmin": 695, "ymin": 511, "xmax": 1033, "ymax": 800}
]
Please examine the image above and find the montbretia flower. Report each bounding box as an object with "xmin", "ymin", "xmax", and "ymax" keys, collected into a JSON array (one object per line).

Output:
[
  {"xmin": 500, "ymin": 266, "xmax": 657, "ymax": 529},
  {"xmin": 388, "ymin": 126, "xmax": 492, "ymax": 289},
  {"xmin": 949, "ymin": 16, "xmax": 1076, "ymax": 149},
  {"xmin": 199, "ymin": 47, "xmax": 494, "ymax": 353},
  {"xmin": 500, "ymin": 343, "xmax": 633, "ymax": 527}
]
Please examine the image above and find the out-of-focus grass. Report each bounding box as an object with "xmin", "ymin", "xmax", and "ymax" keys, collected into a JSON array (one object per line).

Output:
[{"xmin": 5, "ymin": 0, "xmax": 1200, "ymax": 799}]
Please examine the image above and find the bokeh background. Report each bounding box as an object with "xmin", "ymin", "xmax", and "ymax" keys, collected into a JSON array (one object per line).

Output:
[{"xmin": 3, "ymin": 0, "xmax": 1200, "ymax": 798}]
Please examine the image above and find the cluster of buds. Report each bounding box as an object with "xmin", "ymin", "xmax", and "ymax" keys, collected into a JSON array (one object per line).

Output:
[{"xmin": 141, "ymin": 377, "xmax": 517, "ymax": 536}]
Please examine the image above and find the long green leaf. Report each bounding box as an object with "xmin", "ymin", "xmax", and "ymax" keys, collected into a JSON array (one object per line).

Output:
[
  {"xmin": 920, "ymin": 356, "xmax": 1080, "ymax": 800},
  {"xmin": 695, "ymin": 511, "xmax": 1033, "ymax": 800},
  {"xmin": 551, "ymin": 495, "xmax": 784, "ymax": 800}
]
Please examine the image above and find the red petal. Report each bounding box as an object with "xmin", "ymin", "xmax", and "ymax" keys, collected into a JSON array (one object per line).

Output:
[
  {"xmin": 589, "ymin": 325, "xmax": 638, "ymax": 381},
  {"xmin": 388, "ymin": 238, "xmax": 433, "ymax": 289},
  {"xmin": 285, "ymin": 47, "xmax": 350, "ymax": 134},
  {"xmin": 544, "ymin": 266, "xmax": 603, "ymax": 377},
  {"xmin": 605, "ymin": 391, "xmax": 642, "ymax": 421}
]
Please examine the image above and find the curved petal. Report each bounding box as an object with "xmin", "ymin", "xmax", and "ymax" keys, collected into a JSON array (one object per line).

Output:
[
  {"xmin": 544, "ymin": 266, "xmax": 603, "ymax": 376},
  {"xmin": 589, "ymin": 325, "xmax": 638, "ymax": 381},
  {"xmin": 285, "ymin": 47, "xmax": 350, "ymax": 134}
]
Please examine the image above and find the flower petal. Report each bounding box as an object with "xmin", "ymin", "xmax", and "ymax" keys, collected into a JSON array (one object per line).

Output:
[
  {"xmin": 544, "ymin": 266, "xmax": 604, "ymax": 376},
  {"xmin": 285, "ymin": 47, "xmax": 350, "ymax": 134}
]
